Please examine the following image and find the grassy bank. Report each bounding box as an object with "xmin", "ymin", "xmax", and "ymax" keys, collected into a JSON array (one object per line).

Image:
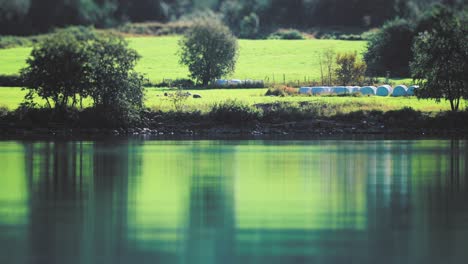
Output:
[
  {"xmin": 1, "ymin": 37, "xmax": 371, "ymax": 83},
  {"xmin": 0, "ymin": 87, "xmax": 463, "ymax": 114},
  {"xmin": 1, "ymin": 86, "xmax": 467, "ymax": 135}
]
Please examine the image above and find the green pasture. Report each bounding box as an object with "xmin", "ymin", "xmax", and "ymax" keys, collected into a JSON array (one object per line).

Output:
[
  {"xmin": 0, "ymin": 87, "xmax": 463, "ymax": 114},
  {"xmin": 0, "ymin": 36, "xmax": 370, "ymax": 83}
]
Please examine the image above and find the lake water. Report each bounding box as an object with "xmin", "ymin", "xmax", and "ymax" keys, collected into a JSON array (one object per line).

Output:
[{"xmin": 0, "ymin": 139, "xmax": 467, "ymax": 264}]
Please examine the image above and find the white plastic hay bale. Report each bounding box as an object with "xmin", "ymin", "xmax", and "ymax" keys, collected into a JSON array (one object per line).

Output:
[
  {"xmin": 215, "ymin": 79, "xmax": 228, "ymax": 87},
  {"xmin": 331, "ymin": 86, "xmax": 352, "ymax": 94},
  {"xmin": 229, "ymin": 79, "xmax": 242, "ymax": 85},
  {"xmin": 376, "ymin": 85, "xmax": 393, "ymax": 96},
  {"xmin": 299, "ymin": 87, "xmax": 312, "ymax": 94},
  {"xmin": 360, "ymin": 86, "xmax": 377, "ymax": 95},
  {"xmin": 392, "ymin": 85, "xmax": 408, "ymax": 97},
  {"xmin": 311, "ymin": 86, "xmax": 331, "ymax": 95},
  {"xmin": 407, "ymin": 85, "xmax": 419, "ymax": 96},
  {"xmin": 351, "ymin": 86, "xmax": 361, "ymax": 93}
]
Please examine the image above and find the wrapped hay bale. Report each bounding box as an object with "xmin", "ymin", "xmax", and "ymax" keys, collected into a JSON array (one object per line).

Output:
[
  {"xmin": 351, "ymin": 86, "xmax": 361, "ymax": 93},
  {"xmin": 377, "ymin": 85, "xmax": 393, "ymax": 96},
  {"xmin": 407, "ymin": 85, "xmax": 419, "ymax": 96},
  {"xmin": 392, "ymin": 85, "xmax": 408, "ymax": 97},
  {"xmin": 360, "ymin": 86, "xmax": 377, "ymax": 95},
  {"xmin": 311, "ymin": 86, "xmax": 331, "ymax": 95},
  {"xmin": 299, "ymin": 87, "xmax": 312, "ymax": 94},
  {"xmin": 331, "ymin": 86, "xmax": 352, "ymax": 94},
  {"xmin": 215, "ymin": 79, "xmax": 228, "ymax": 87}
]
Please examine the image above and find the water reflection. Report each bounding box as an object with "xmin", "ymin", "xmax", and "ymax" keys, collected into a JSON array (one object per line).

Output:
[{"xmin": 0, "ymin": 140, "xmax": 467, "ymax": 264}]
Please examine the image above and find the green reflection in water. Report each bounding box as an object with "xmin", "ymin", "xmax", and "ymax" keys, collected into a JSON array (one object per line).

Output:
[
  {"xmin": 0, "ymin": 139, "xmax": 467, "ymax": 264},
  {"xmin": 0, "ymin": 142, "xmax": 28, "ymax": 225}
]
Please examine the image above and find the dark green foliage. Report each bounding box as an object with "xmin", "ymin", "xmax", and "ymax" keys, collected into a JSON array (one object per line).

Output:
[
  {"xmin": 20, "ymin": 26, "xmax": 145, "ymax": 125},
  {"xmin": 411, "ymin": 6, "xmax": 468, "ymax": 112},
  {"xmin": 0, "ymin": 75, "xmax": 23, "ymax": 86},
  {"xmin": 21, "ymin": 27, "xmax": 97, "ymax": 110},
  {"xmin": 1, "ymin": 0, "xmax": 465, "ymax": 36},
  {"xmin": 364, "ymin": 18, "xmax": 415, "ymax": 77},
  {"xmin": 335, "ymin": 52, "xmax": 367, "ymax": 85},
  {"xmin": 265, "ymin": 86, "xmax": 298, "ymax": 97},
  {"xmin": 240, "ymin": 13, "xmax": 259, "ymax": 38},
  {"xmin": 382, "ymin": 107, "xmax": 425, "ymax": 128},
  {"xmin": 178, "ymin": 19, "xmax": 238, "ymax": 86},
  {"xmin": 209, "ymin": 100, "xmax": 260, "ymax": 124},
  {"xmin": 268, "ymin": 29, "xmax": 304, "ymax": 40},
  {"xmin": 0, "ymin": 105, "xmax": 8, "ymax": 117}
]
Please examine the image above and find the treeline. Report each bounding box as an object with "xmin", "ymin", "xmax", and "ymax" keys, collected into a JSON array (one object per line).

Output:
[{"xmin": 1, "ymin": 0, "xmax": 467, "ymax": 35}]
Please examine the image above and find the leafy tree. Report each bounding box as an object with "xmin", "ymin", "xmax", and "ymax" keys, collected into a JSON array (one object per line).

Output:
[
  {"xmin": 239, "ymin": 12, "xmax": 259, "ymax": 38},
  {"xmin": 20, "ymin": 27, "xmax": 96, "ymax": 110},
  {"xmin": 411, "ymin": 6, "xmax": 468, "ymax": 111},
  {"xmin": 178, "ymin": 18, "xmax": 238, "ymax": 86},
  {"xmin": 335, "ymin": 52, "xmax": 367, "ymax": 85},
  {"xmin": 364, "ymin": 18, "xmax": 415, "ymax": 77},
  {"xmin": 21, "ymin": 27, "xmax": 145, "ymax": 121},
  {"xmin": 86, "ymin": 32, "xmax": 145, "ymax": 113}
]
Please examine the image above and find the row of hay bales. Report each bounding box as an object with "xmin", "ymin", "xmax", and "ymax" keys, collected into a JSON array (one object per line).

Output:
[{"xmin": 299, "ymin": 85, "xmax": 419, "ymax": 97}]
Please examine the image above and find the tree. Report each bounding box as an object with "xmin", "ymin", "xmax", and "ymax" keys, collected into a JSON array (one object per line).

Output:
[
  {"xmin": 86, "ymin": 32, "xmax": 145, "ymax": 113},
  {"xmin": 411, "ymin": 6, "xmax": 468, "ymax": 111},
  {"xmin": 335, "ymin": 52, "xmax": 367, "ymax": 85},
  {"xmin": 21, "ymin": 26, "xmax": 145, "ymax": 119},
  {"xmin": 239, "ymin": 12, "xmax": 259, "ymax": 38},
  {"xmin": 364, "ymin": 18, "xmax": 415, "ymax": 77},
  {"xmin": 318, "ymin": 48, "xmax": 336, "ymax": 86},
  {"xmin": 20, "ymin": 26, "xmax": 96, "ymax": 110},
  {"xmin": 178, "ymin": 18, "xmax": 238, "ymax": 86}
]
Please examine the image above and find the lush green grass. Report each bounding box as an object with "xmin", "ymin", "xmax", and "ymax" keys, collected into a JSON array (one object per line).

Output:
[
  {"xmin": 144, "ymin": 88, "xmax": 464, "ymax": 114},
  {"xmin": 0, "ymin": 87, "xmax": 28, "ymax": 109},
  {"xmin": 1, "ymin": 87, "xmax": 463, "ymax": 114},
  {"xmin": 0, "ymin": 36, "xmax": 370, "ymax": 83},
  {"xmin": 0, "ymin": 47, "xmax": 30, "ymax": 76}
]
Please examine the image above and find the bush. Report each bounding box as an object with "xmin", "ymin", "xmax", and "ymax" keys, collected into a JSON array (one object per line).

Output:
[
  {"xmin": 265, "ymin": 86, "xmax": 298, "ymax": 97},
  {"xmin": 179, "ymin": 18, "xmax": 239, "ymax": 86},
  {"xmin": 260, "ymin": 102, "xmax": 307, "ymax": 122},
  {"xmin": 411, "ymin": 6, "xmax": 468, "ymax": 112},
  {"xmin": 0, "ymin": 36, "xmax": 32, "ymax": 49},
  {"xmin": 240, "ymin": 13, "xmax": 260, "ymax": 39},
  {"xmin": 209, "ymin": 100, "xmax": 261, "ymax": 124},
  {"xmin": 364, "ymin": 18, "xmax": 414, "ymax": 77},
  {"xmin": 20, "ymin": 26, "xmax": 145, "ymax": 126},
  {"xmin": 0, "ymin": 105, "xmax": 8, "ymax": 117},
  {"xmin": 268, "ymin": 29, "xmax": 305, "ymax": 40},
  {"xmin": 166, "ymin": 89, "xmax": 191, "ymax": 112},
  {"xmin": 335, "ymin": 52, "xmax": 367, "ymax": 85},
  {"xmin": 0, "ymin": 75, "xmax": 22, "ymax": 86},
  {"xmin": 382, "ymin": 107, "xmax": 425, "ymax": 128}
]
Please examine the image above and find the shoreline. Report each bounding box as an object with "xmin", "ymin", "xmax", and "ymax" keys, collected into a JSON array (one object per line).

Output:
[{"xmin": 1, "ymin": 120, "xmax": 467, "ymax": 139}]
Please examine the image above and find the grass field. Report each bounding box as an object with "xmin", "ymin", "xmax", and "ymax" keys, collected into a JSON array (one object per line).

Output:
[
  {"xmin": 0, "ymin": 37, "xmax": 370, "ymax": 83},
  {"xmin": 1, "ymin": 87, "xmax": 464, "ymax": 114}
]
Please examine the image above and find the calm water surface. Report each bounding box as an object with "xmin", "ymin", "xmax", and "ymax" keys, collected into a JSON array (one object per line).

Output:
[{"xmin": 0, "ymin": 140, "xmax": 467, "ymax": 264}]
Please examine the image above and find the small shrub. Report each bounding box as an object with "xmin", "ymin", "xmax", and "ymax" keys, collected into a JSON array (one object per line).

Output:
[
  {"xmin": 265, "ymin": 86, "xmax": 298, "ymax": 97},
  {"xmin": 154, "ymin": 78, "xmax": 195, "ymax": 88},
  {"xmin": 335, "ymin": 51, "xmax": 367, "ymax": 85},
  {"xmin": 166, "ymin": 89, "xmax": 191, "ymax": 112},
  {"xmin": 0, "ymin": 75, "xmax": 23, "ymax": 86},
  {"xmin": 171, "ymin": 78, "xmax": 195, "ymax": 88},
  {"xmin": 268, "ymin": 29, "xmax": 305, "ymax": 40},
  {"xmin": 209, "ymin": 100, "xmax": 261, "ymax": 124},
  {"xmin": 382, "ymin": 107, "xmax": 425, "ymax": 128},
  {"xmin": 260, "ymin": 102, "xmax": 305, "ymax": 122},
  {"xmin": 240, "ymin": 13, "xmax": 260, "ymax": 39},
  {"xmin": 0, "ymin": 105, "xmax": 9, "ymax": 117}
]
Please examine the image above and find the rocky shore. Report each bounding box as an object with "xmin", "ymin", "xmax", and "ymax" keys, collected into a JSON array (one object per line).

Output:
[{"xmin": 1, "ymin": 119, "xmax": 467, "ymax": 139}]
